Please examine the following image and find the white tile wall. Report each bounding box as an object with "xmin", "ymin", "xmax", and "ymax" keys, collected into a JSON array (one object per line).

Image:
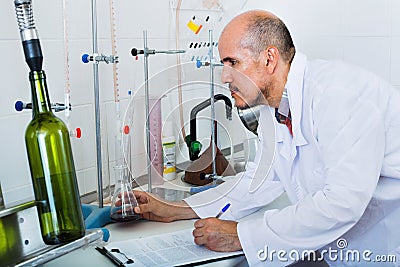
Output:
[
  {"xmin": 343, "ymin": 0, "xmax": 391, "ymax": 37},
  {"xmin": 392, "ymin": 1, "xmax": 400, "ymax": 36},
  {"xmin": 391, "ymin": 37, "xmax": 400, "ymax": 85},
  {"xmin": 1, "ymin": 0, "xmax": 399, "ymax": 205},
  {"xmin": 343, "ymin": 37, "xmax": 391, "ymax": 81}
]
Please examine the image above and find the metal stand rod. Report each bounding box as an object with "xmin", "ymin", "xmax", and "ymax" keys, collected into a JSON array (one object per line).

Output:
[
  {"xmin": 91, "ymin": 0, "xmax": 103, "ymax": 208},
  {"xmin": 209, "ymin": 30, "xmax": 217, "ymax": 181},
  {"xmin": 195, "ymin": 31, "xmax": 224, "ymax": 182},
  {"xmin": 143, "ymin": 30, "xmax": 153, "ymax": 193}
]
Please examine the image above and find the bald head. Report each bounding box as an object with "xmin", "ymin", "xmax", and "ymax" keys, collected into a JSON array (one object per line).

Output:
[
  {"xmin": 224, "ymin": 10, "xmax": 278, "ymax": 29},
  {"xmin": 220, "ymin": 10, "xmax": 295, "ymax": 63}
]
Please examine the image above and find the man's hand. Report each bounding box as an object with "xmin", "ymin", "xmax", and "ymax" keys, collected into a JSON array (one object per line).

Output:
[
  {"xmin": 193, "ymin": 218, "xmax": 242, "ymax": 252},
  {"xmin": 133, "ymin": 190, "xmax": 199, "ymax": 222}
]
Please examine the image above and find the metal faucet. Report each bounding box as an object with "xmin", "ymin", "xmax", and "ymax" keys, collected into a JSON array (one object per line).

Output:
[{"xmin": 185, "ymin": 94, "xmax": 232, "ymax": 161}]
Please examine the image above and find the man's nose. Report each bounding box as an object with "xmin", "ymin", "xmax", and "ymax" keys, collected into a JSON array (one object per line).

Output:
[{"xmin": 221, "ymin": 65, "xmax": 233, "ymax": 84}]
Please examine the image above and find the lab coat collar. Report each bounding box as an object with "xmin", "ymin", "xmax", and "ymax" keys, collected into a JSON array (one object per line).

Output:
[{"xmin": 285, "ymin": 52, "xmax": 308, "ymax": 147}]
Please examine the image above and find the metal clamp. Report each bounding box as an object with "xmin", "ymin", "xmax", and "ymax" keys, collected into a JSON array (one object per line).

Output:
[
  {"xmin": 196, "ymin": 59, "xmax": 223, "ymax": 68},
  {"xmin": 81, "ymin": 53, "xmax": 119, "ymax": 64},
  {"xmin": 15, "ymin": 101, "xmax": 71, "ymax": 112},
  {"xmin": 131, "ymin": 48, "xmax": 185, "ymax": 57}
]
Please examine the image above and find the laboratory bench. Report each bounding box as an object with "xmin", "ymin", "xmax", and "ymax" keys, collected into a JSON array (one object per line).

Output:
[
  {"xmin": 43, "ymin": 218, "xmax": 246, "ymax": 267},
  {"xmin": 42, "ymin": 190, "xmax": 290, "ymax": 267},
  {"xmin": 1, "ymin": 172, "xmax": 290, "ymax": 267}
]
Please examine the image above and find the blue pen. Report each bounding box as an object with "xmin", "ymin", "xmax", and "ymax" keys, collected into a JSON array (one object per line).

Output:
[{"xmin": 215, "ymin": 203, "xmax": 231, "ymax": 218}]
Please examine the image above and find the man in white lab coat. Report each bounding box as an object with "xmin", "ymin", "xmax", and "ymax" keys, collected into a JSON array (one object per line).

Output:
[{"xmin": 133, "ymin": 10, "xmax": 400, "ymax": 266}]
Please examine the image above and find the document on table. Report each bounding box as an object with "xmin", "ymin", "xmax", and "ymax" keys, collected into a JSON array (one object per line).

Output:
[{"xmin": 104, "ymin": 228, "xmax": 244, "ymax": 266}]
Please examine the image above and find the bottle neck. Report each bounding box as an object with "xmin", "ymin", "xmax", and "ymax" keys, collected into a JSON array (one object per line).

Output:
[{"xmin": 29, "ymin": 70, "xmax": 52, "ymax": 116}]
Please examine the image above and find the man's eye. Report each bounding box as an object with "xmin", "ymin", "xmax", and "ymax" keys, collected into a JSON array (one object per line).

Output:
[
  {"xmin": 230, "ymin": 59, "xmax": 237, "ymax": 66},
  {"xmin": 221, "ymin": 58, "xmax": 238, "ymax": 67}
]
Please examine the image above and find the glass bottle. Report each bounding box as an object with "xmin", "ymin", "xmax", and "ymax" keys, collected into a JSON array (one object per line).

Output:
[
  {"xmin": 0, "ymin": 218, "xmax": 20, "ymax": 265},
  {"xmin": 25, "ymin": 70, "xmax": 85, "ymax": 245},
  {"xmin": 0, "ymin": 181, "xmax": 4, "ymax": 210},
  {"xmin": 110, "ymin": 165, "xmax": 140, "ymax": 222}
]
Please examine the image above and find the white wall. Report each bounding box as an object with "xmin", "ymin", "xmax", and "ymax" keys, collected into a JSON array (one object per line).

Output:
[
  {"xmin": 244, "ymin": 0, "xmax": 400, "ymax": 87},
  {"xmin": 1, "ymin": 0, "xmax": 399, "ymax": 206}
]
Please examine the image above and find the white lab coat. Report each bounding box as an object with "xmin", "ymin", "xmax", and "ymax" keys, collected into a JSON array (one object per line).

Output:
[{"xmin": 184, "ymin": 52, "xmax": 400, "ymax": 266}]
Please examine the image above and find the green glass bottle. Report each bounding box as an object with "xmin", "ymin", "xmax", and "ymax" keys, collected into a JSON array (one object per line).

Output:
[{"xmin": 25, "ymin": 70, "xmax": 85, "ymax": 245}]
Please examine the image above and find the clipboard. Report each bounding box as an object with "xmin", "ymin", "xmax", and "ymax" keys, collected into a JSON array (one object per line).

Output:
[{"xmin": 101, "ymin": 228, "xmax": 244, "ymax": 267}]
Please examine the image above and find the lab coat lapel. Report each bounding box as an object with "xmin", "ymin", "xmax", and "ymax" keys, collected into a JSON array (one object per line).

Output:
[
  {"xmin": 249, "ymin": 106, "xmax": 277, "ymax": 192},
  {"xmin": 277, "ymin": 125, "xmax": 292, "ymax": 161},
  {"xmin": 277, "ymin": 53, "xmax": 308, "ymax": 161},
  {"xmin": 275, "ymin": 126, "xmax": 299, "ymax": 203},
  {"xmin": 286, "ymin": 52, "xmax": 308, "ymax": 148},
  {"xmin": 275, "ymin": 53, "xmax": 310, "ymax": 202}
]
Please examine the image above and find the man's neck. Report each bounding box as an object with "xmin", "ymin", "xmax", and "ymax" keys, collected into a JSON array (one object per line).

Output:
[{"xmin": 268, "ymin": 62, "xmax": 291, "ymax": 108}]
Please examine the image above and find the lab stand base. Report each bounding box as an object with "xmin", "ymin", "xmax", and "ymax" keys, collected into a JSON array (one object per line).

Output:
[{"xmin": 0, "ymin": 201, "xmax": 106, "ymax": 267}]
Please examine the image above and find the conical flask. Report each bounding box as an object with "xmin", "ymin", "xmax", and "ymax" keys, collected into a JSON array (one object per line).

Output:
[{"xmin": 110, "ymin": 165, "xmax": 141, "ymax": 222}]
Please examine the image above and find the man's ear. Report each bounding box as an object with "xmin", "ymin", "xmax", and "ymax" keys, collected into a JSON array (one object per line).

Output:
[
  {"xmin": 265, "ymin": 46, "xmax": 279, "ymax": 73},
  {"xmin": 266, "ymin": 46, "xmax": 278, "ymax": 66}
]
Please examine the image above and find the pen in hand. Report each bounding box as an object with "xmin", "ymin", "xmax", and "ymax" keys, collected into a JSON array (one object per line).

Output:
[{"xmin": 215, "ymin": 203, "xmax": 231, "ymax": 219}]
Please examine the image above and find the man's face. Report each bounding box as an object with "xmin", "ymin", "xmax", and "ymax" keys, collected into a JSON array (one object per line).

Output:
[{"xmin": 218, "ymin": 33, "xmax": 268, "ymax": 109}]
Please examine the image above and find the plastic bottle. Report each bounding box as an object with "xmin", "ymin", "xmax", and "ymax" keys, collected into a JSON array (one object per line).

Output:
[
  {"xmin": 25, "ymin": 71, "xmax": 85, "ymax": 245},
  {"xmin": 162, "ymin": 121, "xmax": 176, "ymax": 181}
]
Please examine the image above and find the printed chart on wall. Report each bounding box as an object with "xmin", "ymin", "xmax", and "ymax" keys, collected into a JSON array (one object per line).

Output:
[
  {"xmin": 170, "ymin": 0, "xmax": 248, "ymax": 64},
  {"xmin": 104, "ymin": 228, "xmax": 244, "ymax": 266}
]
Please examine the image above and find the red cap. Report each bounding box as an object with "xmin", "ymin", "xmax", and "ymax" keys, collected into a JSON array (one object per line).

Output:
[
  {"xmin": 124, "ymin": 125, "xmax": 130, "ymax": 135},
  {"xmin": 75, "ymin": 128, "xmax": 82, "ymax": 138}
]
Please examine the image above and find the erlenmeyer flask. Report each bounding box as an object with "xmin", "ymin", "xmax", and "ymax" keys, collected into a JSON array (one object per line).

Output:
[{"xmin": 110, "ymin": 165, "xmax": 141, "ymax": 222}]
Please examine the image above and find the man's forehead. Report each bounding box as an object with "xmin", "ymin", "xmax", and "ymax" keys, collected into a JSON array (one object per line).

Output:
[{"xmin": 221, "ymin": 20, "xmax": 246, "ymax": 37}]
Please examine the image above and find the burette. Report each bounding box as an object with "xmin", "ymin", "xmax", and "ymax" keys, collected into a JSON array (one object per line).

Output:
[
  {"xmin": 62, "ymin": 0, "xmax": 70, "ymax": 126},
  {"xmin": 109, "ymin": 0, "xmax": 124, "ymax": 167},
  {"xmin": 62, "ymin": 0, "xmax": 81, "ymax": 138}
]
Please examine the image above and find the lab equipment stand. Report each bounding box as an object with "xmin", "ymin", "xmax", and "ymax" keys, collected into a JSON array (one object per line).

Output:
[{"xmin": 131, "ymin": 31, "xmax": 185, "ymax": 193}]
